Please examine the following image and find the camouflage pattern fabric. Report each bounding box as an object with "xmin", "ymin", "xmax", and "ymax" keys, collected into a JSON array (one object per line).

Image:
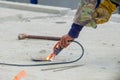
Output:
[{"xmin": 73, "ymin": 0, "xmax": 97, "ymax": 28}]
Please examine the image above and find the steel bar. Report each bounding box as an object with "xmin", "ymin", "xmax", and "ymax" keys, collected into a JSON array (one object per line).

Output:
[{"xmin": 18, "ymin": 33, "xmax": 61, "ymax": 41}]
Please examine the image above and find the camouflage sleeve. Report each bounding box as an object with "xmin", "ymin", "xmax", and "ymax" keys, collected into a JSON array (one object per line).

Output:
[{"xmin": 73, "ymin": 0, "xmax": 97, "ymax": 28}]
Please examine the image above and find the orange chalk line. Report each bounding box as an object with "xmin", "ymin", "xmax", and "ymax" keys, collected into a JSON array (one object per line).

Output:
[{"xmin": 14, "ymin": 70, "xmax": 27, "ymax": 80}]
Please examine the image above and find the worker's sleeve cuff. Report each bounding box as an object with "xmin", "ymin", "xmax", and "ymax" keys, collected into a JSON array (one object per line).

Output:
[{"xmin": 68, "ymin": 23, "xmax": 83, "ymax": 38}]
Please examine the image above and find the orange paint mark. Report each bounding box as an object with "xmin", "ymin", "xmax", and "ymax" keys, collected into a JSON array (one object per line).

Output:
[{"xmin": 14, "ymin": 70, "xmax": 26, "ymax": 80}]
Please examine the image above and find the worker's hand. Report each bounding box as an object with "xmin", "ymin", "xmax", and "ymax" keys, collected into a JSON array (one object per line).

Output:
[
  {"xmin": 59, "ymin": 34, "xmax": 74, "ymax": 48},
  {"xmin": 92, "ymin": 0, "xmax": 117, "ymax": 24},
  {"xmin": 92, "ymin": 7, "xmax": 111, "ymax": 24}
]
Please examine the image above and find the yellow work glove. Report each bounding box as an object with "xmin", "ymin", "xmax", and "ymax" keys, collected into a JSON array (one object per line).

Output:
[{"xmin": 92, "ymin": 0, "xmax": 117, "ymax": 24}]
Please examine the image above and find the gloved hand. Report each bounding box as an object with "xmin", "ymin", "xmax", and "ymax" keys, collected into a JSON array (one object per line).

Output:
[
  {"xmin": 59, "ymin": 34, "xmax": 74, "ymax": 48},
  {"xmin": 92, "ymin": 0, "xmax": 117, "ymax": 24},
  {"xmin": 92, "ymin": 6, "xmax": 111, "ymax": 24}
]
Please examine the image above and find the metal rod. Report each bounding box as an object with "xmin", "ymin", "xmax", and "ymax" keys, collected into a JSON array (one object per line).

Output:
[
  {"xmin": 41, "ymin": 64, "xmax": 84, "ymax": 72},
  {"xmin": 18, "ymin": 33, "xmax": 61, "ymax": 41}
]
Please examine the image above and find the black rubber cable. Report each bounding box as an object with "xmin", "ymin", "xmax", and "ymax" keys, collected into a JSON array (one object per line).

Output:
[{"xmin": 0, "ymin": 41, "xmax": 84, "ymax": 67}]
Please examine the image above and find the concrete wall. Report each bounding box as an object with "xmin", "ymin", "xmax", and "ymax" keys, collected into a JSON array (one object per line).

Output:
[
  {"xmin": 6, "ymin": 0, "xmax": 80, "ymax": 9},
  {"xmin": 0, "ymin": 1, "xmax": 71, "ymax": 15}
]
